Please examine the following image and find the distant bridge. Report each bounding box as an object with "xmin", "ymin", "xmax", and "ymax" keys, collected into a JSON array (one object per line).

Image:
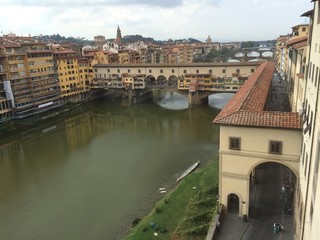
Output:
[
  {"xmin": 231, "ymin": 48, "xmax": 275, "ymax": 62},
  {"xmin": 92, "ymin": 62, "xmax": 262, "ymax": 107}
]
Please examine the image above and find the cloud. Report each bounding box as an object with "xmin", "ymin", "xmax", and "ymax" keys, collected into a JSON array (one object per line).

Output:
[
  {"xmin": 0, "ymin": 0, "xmax": 313, "ymax": 41},
  {"xmin": 1, "ymin": 0, "xmax": 185, "ymax": 8}
]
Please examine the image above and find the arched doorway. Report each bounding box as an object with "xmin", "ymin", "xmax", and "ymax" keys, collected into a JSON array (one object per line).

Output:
[{"xmin": 227, "ymin": 193, "xmax": 239, "ymax": 214}]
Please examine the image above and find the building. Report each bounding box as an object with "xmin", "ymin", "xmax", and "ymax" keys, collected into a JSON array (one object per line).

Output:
[
  {"xmin": 213, "ymin": 1, "xmax": 320, "ymax": 239},
  {"xmin": 0, "ymin": 49, "xmax": 13, "ymax": 121},
  {"xmin": 53, "ymin": 49, "xmax": 92, "ymax": 102},
  {"xmin": 275, "ymin": 34, "xmax": 290, "ymax": 75},
  {"xmin": 213, "ymin": 62, "xmax": 302, "ymax": 218},
  {"xmin": 94, "ymin": 35, "xmax": 106, "ymax": 49},
  {"xmin": 114, "ymin": 25, "xmax": 122, "ymax": 45},
  {"xmin": 295, "ymin": 1, "xmax": 320, "ymax": 239},
  {"xmin": 286, "ymin": 36, "xmax": 308, "ymax": 112},
  {"xmin": 0, "ymin": 35, "xmax": 62, "ymax": 119}
]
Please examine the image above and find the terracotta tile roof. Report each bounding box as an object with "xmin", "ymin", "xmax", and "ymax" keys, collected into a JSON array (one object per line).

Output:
[
  {"xmin": 291, "ymin": 41, "xmax": 307, "ymax": 49},
  {"xmin": 53, "ymin": 50, "xmax": 76, "ymax": 54},
  {"xmin": 26, "ymin": 50, "xmax": 53, "ymax": 53},
  {"xmin": 213, "ymin": 62, "xmax": 302, "ymax": 130},
  {"xmin": 287, "ymin": 36, "xmax": 308, "ymax": 47}
]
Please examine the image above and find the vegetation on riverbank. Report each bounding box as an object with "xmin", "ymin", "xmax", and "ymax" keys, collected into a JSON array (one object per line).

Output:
[{"xmin": 124, "ymin": 159, "xmax": 219, "ymax": 240}]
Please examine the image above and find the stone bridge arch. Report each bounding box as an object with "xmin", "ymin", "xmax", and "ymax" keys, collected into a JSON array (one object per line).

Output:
[
  {"xmin": 247, "ymin": 51, "xmax": 260, "ymax": 57},
  {"xmin": 235, "ymin": 52, "xmax": 245, "ymax": 58},
  {"xmin": 146, "ymin": 75, "xmax": 156, "ymax": 87},
  {"xmin": 157, "ymin": 75, "xmax": 167, "ymax": 86},
  {"xmin": 168, "ymin": 75, "xmax": 178, "ymax": 86},
  {"xmin": 261, "ymin": 51, "xmax": 274, "ymax": 58}
]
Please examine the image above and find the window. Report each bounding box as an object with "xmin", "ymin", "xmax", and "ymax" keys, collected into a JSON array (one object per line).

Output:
[
  {"xmin": 196, "ymin": 69, "xmax": 199, "ymax": 73},
  {"xmin": 312, "ymin": 140, "xmax": 320, "ymax": 201},
  {"xmin": 149, "ymin": 69, "xmax": 152, "ymax": 73},
  {"xmin": 222, "ymin": 69, "xmax": 226, "ymax": 74},
  {"xmin": 160, "ymin": 69, "xmax": 163, "ymax": 73},
  {"xmin": 184, "ymin": 69, "xmax": 187, "ymax": 74},
  {"xmin": 251, "ymin": 69, "xmax": 255, "ymax": 73},
  {"xmin": 269, "ymin": 141, "xmax": 282, "ymax": 154},
  {"xmin": 138, "ymin": 69, "xmax": 141, "ymax": 73},
  {"xmin": 310, "ymin": 201, "xmax": 314, "ymax": 224},
  {"xmin": 318, "ymin": 1, "xmax": 320, "ymax": 24},
  {"xmin": 315, "ymin": 67, "xmax": 319, "ymax": 87},
  {"xmin": 209, "ymin": 69, "xmax": 212, "ymax": 74},
  {"xmin": 236, "ymin": 69, "xmax": 240, "ymax": 74},
  {"xmin": 229, "ymin": 137, "xmax": 240, "ymax": 150},
  {"xmin": 172, "ymin": 69, "xmax": 175, "ymax": 73}
]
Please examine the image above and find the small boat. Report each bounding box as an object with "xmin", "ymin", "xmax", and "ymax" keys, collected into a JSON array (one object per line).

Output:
[{"xmin": 176, "ymin": 161, "xmax": 200, "ymax": 182}]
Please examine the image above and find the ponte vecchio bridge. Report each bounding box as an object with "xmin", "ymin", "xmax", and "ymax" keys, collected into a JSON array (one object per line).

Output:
[{"xmin": 93, "ymin": 62, "xmax": 262, "ymax": 107}]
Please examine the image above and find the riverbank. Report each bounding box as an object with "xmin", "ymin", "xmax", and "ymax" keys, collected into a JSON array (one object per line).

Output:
[{"xmin": 124, "ymin": 159, "xmax": 219, "ymax": 240}]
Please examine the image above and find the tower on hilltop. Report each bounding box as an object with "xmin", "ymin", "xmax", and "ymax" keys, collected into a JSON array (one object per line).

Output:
[
  {"xmin": 206, "ymin": 35, "xmax": 212, "ymax": 43},
  {"xmin": 114, "ymin": 25, "xmax": 122, "ymax": 44}
]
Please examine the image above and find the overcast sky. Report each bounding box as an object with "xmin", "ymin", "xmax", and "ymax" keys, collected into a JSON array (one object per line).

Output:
[{"xmin": 0, "ymin": 0, "xmax": 312, "ymax": 42}]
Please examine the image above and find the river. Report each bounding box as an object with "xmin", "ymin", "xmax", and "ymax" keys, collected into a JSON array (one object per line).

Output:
[{"xmin": 0, "ymin": 92, "xmax": 233, "ymax": 240}]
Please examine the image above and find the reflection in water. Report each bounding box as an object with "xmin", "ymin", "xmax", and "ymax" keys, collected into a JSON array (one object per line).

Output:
[
  {"xmin": 155, "ymin": 91, "xmax": 188, "ymax": 110},
  {"xmin": 154, "ymin": 91, "xmax": 233, "ymax": 111},
  {"xmin": 0, "ymin": 94, "xmax": 231, "ymax": 240},
  {"xmin": 208, "ymin": 93, "xmax": 235, "ymax": 109}
]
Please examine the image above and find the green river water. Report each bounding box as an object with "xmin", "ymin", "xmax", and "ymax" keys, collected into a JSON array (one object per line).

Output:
[{"xmin": 0, "ymin": 92, "xmax": 233, "ymax": 240}]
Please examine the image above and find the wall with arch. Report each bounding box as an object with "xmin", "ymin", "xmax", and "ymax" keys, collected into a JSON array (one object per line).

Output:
[{"xmin": 218, "ymin": 125, "xmax": 301, "ymax": 216}]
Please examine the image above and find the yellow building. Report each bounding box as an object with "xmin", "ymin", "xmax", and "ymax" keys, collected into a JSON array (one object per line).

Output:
[
  {"xmin": 53, "ymin": 50, "xmax": 90, "ymax": 102},
  {"xmin": 78, "ymin": 58, "xmax": 92, "ymax": 92},
  {"xmin": 118, "ymin": 49, "xmax": 130, "ymax": 64},
  {"xmin": 213, "ymin": 61, "xmax": 302, "ymax": 217},
  {"xmin": 291, "ymin": 24, "xmax": 309, "ymax": 39}
]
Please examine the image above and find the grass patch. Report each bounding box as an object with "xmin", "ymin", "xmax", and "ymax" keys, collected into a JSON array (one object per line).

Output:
[
  {"xmin": 124, "ymin": 159, "xmax": 218, "ymax": 240},
  {"xmin": 172, "ymin": 186, "xmax": 218, "ymax": 240}
]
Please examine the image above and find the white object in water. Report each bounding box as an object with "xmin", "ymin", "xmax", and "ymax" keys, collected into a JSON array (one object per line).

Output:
[{"xmin": 160, "ymin": 190, "xmax": 166, "ymax": 194}]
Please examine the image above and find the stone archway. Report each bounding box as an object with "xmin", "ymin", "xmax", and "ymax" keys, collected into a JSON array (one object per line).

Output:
[
  {"xmin": 168, "ymin": 75, "xmax": 178, "ymax": 87},
  {"xmin": 157, "ymin": 75, "xmax": 167, "ymax": 86},
  {"xmin": 248, "ymin": 162, "xmax": 296, "ymax": 219},
  {"xmin": 146, "ymin": 75, "xmax": 156, "ymax": 87}
]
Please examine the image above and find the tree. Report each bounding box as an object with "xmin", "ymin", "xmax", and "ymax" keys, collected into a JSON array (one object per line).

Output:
[{"xmin": 207, "ymin": 48, "xmax": 235, "ymax": 61}]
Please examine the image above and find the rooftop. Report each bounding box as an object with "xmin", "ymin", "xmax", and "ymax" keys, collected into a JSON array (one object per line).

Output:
[
  {"xmin": 287, "ymin": 36, "xmax": 308, "ymax": 49},
  {"xmin": 212, "ymin": 62, "xmax": 302, "ymax": 130}
]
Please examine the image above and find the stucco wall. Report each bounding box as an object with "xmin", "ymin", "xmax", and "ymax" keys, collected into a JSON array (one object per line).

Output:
[{"xmin": 218, "ymin": 125, "xmax": 302, "ymax": 216}]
